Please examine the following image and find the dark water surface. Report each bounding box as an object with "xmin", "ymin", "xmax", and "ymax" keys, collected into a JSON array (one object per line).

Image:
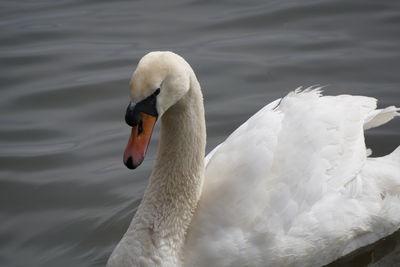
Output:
[{"xmin": 1, "ymin": 0, "xmax": 400, "ymax": 266}]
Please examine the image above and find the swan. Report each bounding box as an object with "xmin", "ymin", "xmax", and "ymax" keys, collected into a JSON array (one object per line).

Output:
[{"xmin": 107, "ymin": 51, "xmax": 400, "ymax": 267}]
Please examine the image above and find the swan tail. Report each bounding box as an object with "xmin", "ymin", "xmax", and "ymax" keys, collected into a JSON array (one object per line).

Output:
[
  {"xmin": 339, "ymin": 146, "xmax": 400, "ymax": 256},
  {"xmin": 386, "ymin": 145, "xmax": 400, "ymax": 197},
  {"xmin": 364, "ymin": 145, "xmax": 400, "ymax": 198},
  {"xmin": 364, "ymin": 106, "xmax": 400, "ymax": 130}
]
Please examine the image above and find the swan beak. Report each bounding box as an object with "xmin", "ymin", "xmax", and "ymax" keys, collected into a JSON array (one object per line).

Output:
[{"xmin": 123, "ymin": 113, "xmax": 157, "ymax": 169}]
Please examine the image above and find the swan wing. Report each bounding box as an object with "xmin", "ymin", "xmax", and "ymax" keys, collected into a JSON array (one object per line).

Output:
[{"xmin": 184, "ymin": 88, "xmax": 400, "ymax": 267}]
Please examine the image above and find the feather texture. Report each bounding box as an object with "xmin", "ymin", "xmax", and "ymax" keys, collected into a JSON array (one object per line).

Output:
[
  {"xmin": 184, "ymin": 89, "xmax": 400, "ymax": 267},
  {"xmin": 108, "ymin": 52, "xmax": 400, "ymax": 267}
]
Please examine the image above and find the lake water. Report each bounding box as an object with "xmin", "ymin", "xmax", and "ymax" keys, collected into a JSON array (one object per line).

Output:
[{"xmin": 1, "ymin": 0, "xmax": 399, "ymax": 266}]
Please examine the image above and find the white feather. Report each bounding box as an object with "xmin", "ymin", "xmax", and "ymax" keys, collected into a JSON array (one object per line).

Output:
[
  {"xmin": 108, "ymin": 52, "xmax": 400, "ymax": 267},
  {"xmin": 184, "ymin": 88, "xmax": 400, "ymax": 267}
]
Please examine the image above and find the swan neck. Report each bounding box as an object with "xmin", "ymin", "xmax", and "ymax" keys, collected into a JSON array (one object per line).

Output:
[
  {"xmin": 133, "ymin": 74, "xmax": 205, "ymax": 264},
  {"xmin": 150, "ymin": 73, "xmax": 206, "ymax": 213},
  {"xmin": 155, "ymin": 78, "xmax": 206, "ymax": 179}
]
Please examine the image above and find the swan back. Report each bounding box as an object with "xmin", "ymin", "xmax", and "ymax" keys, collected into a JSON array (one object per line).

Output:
[{"xmin": 184, "ymin": 88, "xmax": 400, "ymax": 267}]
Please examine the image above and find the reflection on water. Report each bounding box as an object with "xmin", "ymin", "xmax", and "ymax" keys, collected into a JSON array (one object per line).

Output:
[
  {"xmin": 326, "ymin": 230, "xmax": 400, "ymax": 267},
  {"xmin": 1, "ymin": 0, "xmax": 399, "ymax": 266}
]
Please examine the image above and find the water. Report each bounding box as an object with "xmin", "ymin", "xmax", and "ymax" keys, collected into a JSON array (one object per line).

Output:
[{"xmin": 1, "ymin": 0, "xmax": 399, "ymax": 266}]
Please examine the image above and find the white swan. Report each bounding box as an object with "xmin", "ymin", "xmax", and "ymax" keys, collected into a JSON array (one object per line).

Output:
[{"xmin": 107, "ymin": 51, "xmax": 400, "ymax": 267}]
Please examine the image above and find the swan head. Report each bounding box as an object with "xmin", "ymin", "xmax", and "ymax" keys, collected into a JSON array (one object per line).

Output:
[{"xmin": 123, "ymin": 51, "xmax": 192, "ymax": 169}]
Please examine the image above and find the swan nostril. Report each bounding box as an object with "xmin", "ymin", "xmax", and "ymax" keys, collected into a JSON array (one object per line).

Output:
[
  {"xmin": 125, "ymin": 157, "xmax": 135, "ymax": 169},
  {"xmin": 138, "ymin": 119, "xmax": 143, "ymax": 136}
]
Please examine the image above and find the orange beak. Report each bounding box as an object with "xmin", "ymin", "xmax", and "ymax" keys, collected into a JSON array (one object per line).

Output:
[{"xmin": 123, "ymin": 113, "xmax": 157, "ymax": 169}]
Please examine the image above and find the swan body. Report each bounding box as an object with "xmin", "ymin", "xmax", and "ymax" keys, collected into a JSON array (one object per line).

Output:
[{"xmin": 107, "ymin": 51, "xmax": 400, "ymax": 267}]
